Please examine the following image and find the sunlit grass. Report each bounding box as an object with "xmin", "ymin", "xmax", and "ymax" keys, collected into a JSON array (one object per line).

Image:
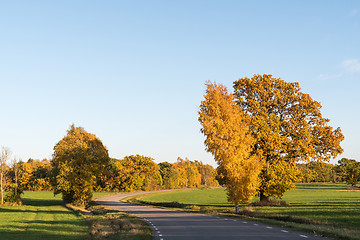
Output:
[
  {"xmin": 0, "ymin": 191, "xmax": 88, "ymax": 240},
  {"xmin": 257, "ymin": 183, "xmax": 360, "ymax": 228}
]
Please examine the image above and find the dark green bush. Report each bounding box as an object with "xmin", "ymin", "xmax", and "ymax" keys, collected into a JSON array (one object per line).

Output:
[{"xmin": 4, "ymin": 189, "xmax": 23, "ymax": 205}]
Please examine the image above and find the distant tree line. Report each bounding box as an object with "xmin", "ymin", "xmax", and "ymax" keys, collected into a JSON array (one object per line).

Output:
[
  {"xmin": 1, "ymin": 156, "xmax": 219, "ymax": 192},
  {"xmin": 95, "ymin": 156, "xmax": 218, "ymax": 192},
  {"xmin": 1, "ymin": 136, "xmax": 219, "ymax": 206},
  {"xmin": 297, "ymin": 158, "xmax": 360, "ymax": 186}
]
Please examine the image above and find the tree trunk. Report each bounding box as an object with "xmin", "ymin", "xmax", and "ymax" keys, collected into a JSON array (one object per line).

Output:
[
  {"xmin": 235, "ymin": 204, "xmax": 239, "ymax": 213},
  {"xmin": 1, "ymin": 147, "xmax": 10, "ymax": 205},
  {"xmin": 1, "ymin": 171, "xmax": 3, "ymax": 205},
  {"xmin": 14, "ymin": 160, "xmax": 18, "ymax": 194},
  {"xmin": 258, "ymin": 160, "xmax": 270, "ymax": 202},
  {"xmin": 14, "ymin": 166, "xmax": 18, "ymax": 194},
  {"xmin": 259, "ymin": 190, "xmax": 270, "ymax": 202}
]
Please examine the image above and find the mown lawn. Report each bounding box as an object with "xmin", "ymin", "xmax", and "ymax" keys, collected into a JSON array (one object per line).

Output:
[
  {"xmin": 135, "ymin": 187, "xmax": 231, "ymax": 210},
  {"xmin": 134, "ymin": 183, "xmax": 360, "ymax": 239},
  {"xmin": 256, "ymin": 183, "xmax": 360, "ymax": 229},
  {"xmin": 0, "ymin": 191, "xmax": 88, "ymax": 240}
]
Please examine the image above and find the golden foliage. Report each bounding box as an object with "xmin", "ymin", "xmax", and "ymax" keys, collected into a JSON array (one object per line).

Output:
[
  {"xmin": 233, "ymin": 74, "xmax": 344, "ymax": 199},
  {"xmin": 199, "ymin": 82, "xmax": 262, "ymax": 205},
  {"xmin": 173, "ymin": 158, "xmax": 201, "ymax": 188},
  {"xmin": 18, "ymin": 162, "xmax": 33, "ymax": 190},
  {"xmin": 18, "ymin": 159, "xmax": 52, "ymax": 191},
  {"xmin": 116, "ymin": 155, "xmax": 163, "ymax": 192}
]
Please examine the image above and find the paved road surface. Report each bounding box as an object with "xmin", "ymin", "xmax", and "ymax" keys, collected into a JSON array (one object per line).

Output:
[{"xmin": 95, "ymin": 191, "xmax": 328, "ymax": 240}]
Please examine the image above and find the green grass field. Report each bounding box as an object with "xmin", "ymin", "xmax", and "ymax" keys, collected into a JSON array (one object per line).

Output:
[
  {"xmin": 254, "ymin": 183, "xmax": 360, "ymax": 228},
  {"xmin": 133, "ymin": 183, "xmax": 360, "ymax": 239},
  {"xmin": 0, "ymin": 191, "xmax": 147, "ymax": 240},
  {"xmin": 0, "ymin": 191, "xmax": 88, "ymax": 240}
]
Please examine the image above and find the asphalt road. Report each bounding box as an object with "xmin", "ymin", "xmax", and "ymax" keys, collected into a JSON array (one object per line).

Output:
[{"xmin": 95, "ymin": 191, "xmax": 328, "ymax": 240}]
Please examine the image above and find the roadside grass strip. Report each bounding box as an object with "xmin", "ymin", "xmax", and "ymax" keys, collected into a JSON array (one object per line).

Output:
[{"xmin": 72, "ymin": 203, "xmax": 152, "ymax": 240}]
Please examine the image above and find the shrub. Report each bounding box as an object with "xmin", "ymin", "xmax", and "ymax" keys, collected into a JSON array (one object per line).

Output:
[
  {"xmin": 200, "ymin": 206, "xmax": 216, "ymax": 214},
  {"xmin": 4, "ymin": 189, "xmax": 23, "ymax": 205},
  {"xmin": 185, "ymin": 205, "xmax": 201, "ymax": 210}
]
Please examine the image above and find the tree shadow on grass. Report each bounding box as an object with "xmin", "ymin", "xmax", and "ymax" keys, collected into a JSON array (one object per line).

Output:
[
  {"xmin": 0, "ymin": 225, "xmax": 87, "ymax": 240},
  {"xmin": 1, "ymin": 194, "xmax": 90, "ymax": 239},
  {"xmin": 296, "ymin": 184, "xmax": 344, "ymax": 190},
  {"xmin": 22, "ymin": 198, "xmax": 62, "ymax": 206},
  {"xmin": 288, "ymin": 201, "xmax": 360, "ymax": 208},
  {"xmin": 0, "ymin": 207, "xmax": 69, "ymax": 214},
  {"xmin": 0, "ymin": 214, "xmax": 88, "ymax": 240}
]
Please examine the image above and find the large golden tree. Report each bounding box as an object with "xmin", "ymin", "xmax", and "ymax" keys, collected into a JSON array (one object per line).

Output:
[
  {"xmin": 199, "ymin": 82, "xmax": 262, "ymax": 212},
  {"xmin": 51, "ymin": 125, "xmax": 110, "ymax": 205},
  {"xmin": 233, "ymin": 74, "xmax": 344, "ymax": 200}
]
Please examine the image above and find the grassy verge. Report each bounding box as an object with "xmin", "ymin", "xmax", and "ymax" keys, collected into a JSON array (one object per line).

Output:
[
  {"xmin": 69, "ymin": 203, "xmax": 152, "ymax": 240},
  {"xmin": 126, "ymin": 183, "xmax": 360, "ymax": 240},
  {"xmin": 0, "ymin": 191, "xmax": 152, "ymax": 240}
]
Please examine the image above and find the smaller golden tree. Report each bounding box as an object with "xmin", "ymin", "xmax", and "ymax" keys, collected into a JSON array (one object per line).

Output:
[
  {"xmin": 199, "ymin": 82, "xmax": 262, "ymax": 212},
  {"xmin": 51, "ymin": 125, "xmax": 110, "ymax": 206}
]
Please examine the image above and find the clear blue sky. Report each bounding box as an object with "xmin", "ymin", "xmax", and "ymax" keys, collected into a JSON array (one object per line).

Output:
[{"xmin": 1, "ymin": 1, "xmax": 359, "ymax": 166}]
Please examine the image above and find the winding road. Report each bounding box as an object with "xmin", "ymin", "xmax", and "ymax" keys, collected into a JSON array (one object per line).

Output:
[{"xmin": 95, "ymin": 191, "xmax": 328, "ymax": 240}]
